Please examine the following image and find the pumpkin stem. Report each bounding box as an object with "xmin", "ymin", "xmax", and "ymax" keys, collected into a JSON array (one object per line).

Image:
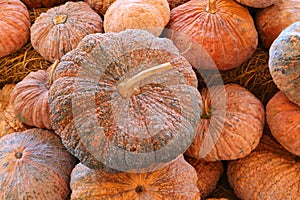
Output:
[
  {"xmin": 201, "ymin": 97, "xmax": 212, "ymax": 119},
  {"xmin": 53, "ymin": 14, "xmax": 68, "ymax": 25},
  {"xmin": 48, "ymin": 59, "xmax": 59, "ymax": 88},
  {"xmin": 117, "ymin": 62, "xmax": 173, "ymax": 98},
  {"xmin": 135, "ymin": 185, "xmax": 144, "ymax": 193},
  {"xmin": 15, "ymin": 152, "xmax": 23, "ymax": 159},
  {"xmin": 206, "ymin": 0, "xmax": 219, "ymax": 14}
]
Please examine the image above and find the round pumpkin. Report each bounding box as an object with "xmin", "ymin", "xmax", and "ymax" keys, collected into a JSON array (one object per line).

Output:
[
  {"xmin": 31, "ymin": 1, "xmax": 103, "ymax": 63},
  {"xmin": 104, "ymin": 0, "xmax": 170, "ymax": 37},
  {"xmin": 227, "ymin": 134, "xmax": 300, "ymax": 200},
  {"xmin": 185, "ymin": 84, "xmax": 265, "ymax": 161},
  {"xmin": 10, "ymin": 68, "xmax": 54, "ymax": 130},
  {"xmin": 70, "ymin": 155, "xmax": 200, "ymax": 199},
  {"xmin": 269, "ymin": 21, "xmax": 300, "ymax": 106},
  {"xmin": 255, "ymin": 0, "xmax": 300, "ymax": 49},
  {"xmin": 21, "ymin": 0, "xmax": 67, "ymax": 8},
  {"xmin": 0, "ymin": 84, "xmax": 27, "ymax": 138},
  {"xmin": 49, "ymin": 29, "xmax": 201, "ymax": 172},
  {"xmin": 234, "ymin": 0, "xmax": 280, "ymax": 8},
  {"xmin": 0, "ymin": 0, "xmax": 30, "ymax": 58},
  {"xmin": 165, "ymin": 0, "xmax": 258, "ymax": 70},
  {"xmin": 84, "ymin": 0, "xmax": 115, "ymax": 15},
  {"xmin": 185, "ymin": 156, "xmax": 224, "ymax": 199},
  {"xmin": 0, "ymin": 128, "xmax": 77, "ymax": 199},
  {"xmin": 266, "ymin": 91, "xmax": 300, "ymax": 156}
]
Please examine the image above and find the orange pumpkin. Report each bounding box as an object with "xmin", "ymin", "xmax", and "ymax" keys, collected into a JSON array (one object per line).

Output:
[
  {"xmin": 266, "ymin": 91, "xmax": 300, "ymax": 156},
  {"xmin": 0, "ymin": 0, "xmax": 30, "ymax": 58},
  {"xmin": 166, "ymin": 0, "xmax": 258, "ymax": 70},
  {"xmin": 70, "ymin": 155, "xmax": 200, "ymax": 199},
  {"xmin": 185, "ymin": 84, "xmax": 265, "ymax": 161}
]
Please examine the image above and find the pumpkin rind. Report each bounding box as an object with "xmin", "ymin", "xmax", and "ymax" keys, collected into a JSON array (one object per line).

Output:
[
  {"xmin": 266, "ymin": 91, "xmax": 300, "ymax": 156},
  {"xmin": 185, "ymin": 84, "xmax": 265, "ymax": 161},
  {"xmin": 31, "ymin": 1, "xmax": 103, "ymax": 62},
  {"xmin": 10, "ymin": 70, "xmax": 52, "ymax": 130},
  {"xmin": 84, "ymin": 0, "xmax": 115, "ymax": 15},
  {"xmin": 49, "ymin": 29, "xmax": 201, "ymax": 172},
  {"xmin": 227, "ymin": 134, "xmax": 300, "ymax": 200},
  {"xmin": 104, "ymin": 0, "xmax": 170, "ymax": 37},
  {"xmin": 268, "ymin": 21, "xmax": 300, "ymax": 106},
  {"xmin": 234, "ymin": 0, "xmax": 280, "ymax": 8},
  {"xmin": 255, "ymin": 0, "xmax": 300, "ymax": 49},
  {"xmin": 0, "ymin": 128, "xmax": 77, "ymax": 199},
  {"xmin": 185, "ymin": 156, "xmax": 224, "ymax": 199},
  {"xmin": 21, "ymin": 0, "xmax": 67, "ymax": 8},
  {"xmin": 0, "ymin": 0, "xmax": 30, "ymax": 58},
  {"xmin": 70, "ymin": 155, "xmax": 200, "ymax": 200},
  {"xmin": 165, "ymin": 0, "xmax": 258, "ymax": 70}
]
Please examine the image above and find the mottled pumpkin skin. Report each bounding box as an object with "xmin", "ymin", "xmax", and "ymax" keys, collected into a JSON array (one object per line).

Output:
[
  {"xmin": 49, "ymin": 29, "xmax": 201, "ymax": 172},
  {"xmin": 256, "ymin": 0, "xmax": 300, "ymax": 49},
  {"xmin": 185, "ymin": 84, "xmax": 265, "ymax": 161},
  {"xmin": 84, "ymin": 0, "xmax": 115, "ymax": 15},
  {"xmin": 0, "ymin": 0, "xmax": 30, "ymax": 58},
  {"xmin": 269, "ymin": 21, "xmax": 300, "ymax": 106},
  {"xmin": 266, "ymin": 92, "xmax": 300, "ymax": 156},
  {"xmin": 104, "ymin": 0, "xmax": 170, "ymax": 37},
  {"xmin": 166, "ymin": 0, "xmax": 258, "ymax": 70},
  {"xmin": 21, "ymin": 0, "xmax": 67, "ymax": 8},
  {"xmin": 31, "ymin": 1, "xmax": 103, "ymax": 62},
  {"xmin": 234, "ymin": 0, "xmax": 280, "ymax": 8},
  {"xmin": 0, "ymin": 128, "xmax": 77, "ymax": 200},
  {"xmin": 10, "ymin": 70, "xmax": 52, "ymax": 130},
  {"xmin": 185, "ymin": 156, "xmax": 223, "ymax": 199},
  {"xmin": 70, "ymin": 155, "xmax": 200, "ymax": 200},
  {"xmin": 228, "ymin": 134, "xmax": 300, "ymax": 200}
]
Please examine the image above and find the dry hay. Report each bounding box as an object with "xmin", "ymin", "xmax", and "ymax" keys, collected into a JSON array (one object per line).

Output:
[
  {"xmin": 197, "ymin": 45, "xmax": 278, "ymax": 105},
  {"xmin": 0, "ymin": 8, "xmax": 50, "ymax": 89}
]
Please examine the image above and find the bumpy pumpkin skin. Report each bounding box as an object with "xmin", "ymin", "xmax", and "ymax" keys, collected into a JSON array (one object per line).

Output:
[
  {"xmin": 0, "ymin": 128, "xmax": 77, "ymax": 200},
  {"xmin": 266, "ymin": 91, "xmax": 300, "ymax": 156},
  {"xmin": 21, "ymin": 0, "xmax": 67, "ymax": 8},
  {"xmin": 234, "ymin": 0, "xmax": 280, "ymax": 8},
  {"xmin": 256, "ymin": 0, "xmax": 300, "ymax": 49},
  {"xmin": 10, "ymin": 70, "xmax": 52, "ymax": 130},
  {"xmin": 166, "ymin": 0, "xmax": 258, "ymax": 70},
  {"xmin": 31, "ymin": 1, "xmax": 103, "ymax": 62},
  {"xmin": 84, "ymin": 0, "xmax": 115, "ymax": 15},
  {"xmin": 0, "ymin": 0, "xmax": 30, "ymax": 58},
  {"xmin": 185, "ymin": 156, "xmax": 224, "ymax": 199},
  {"xmin": 70, "ymin": 155, "xmax": 200, "ymax": 200},
  {"xmin": 104, "ymin": 0, "xmax": 170, "ymax": 37},
  {"xmin": 269, "ymin": 21, "xmax": 300, "ymax": 106},
  {"xmin": 228, "ymin": 134, "xmax": 300, "ymax": 200},
  {"xmin": 185, "ymin": 84, "xmax": 265, "ymax": 161},
  {"xmin": 49, "ymin": 29, "xmax": 201, "ymax": 172}
]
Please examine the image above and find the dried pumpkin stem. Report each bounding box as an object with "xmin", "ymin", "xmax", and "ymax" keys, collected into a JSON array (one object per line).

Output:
[
  {"xmin": 117, "ymin": 62, "xmax": 173, "ymax": 98},
  {"xmin": 206, "ymin": 0, "xmax": 219, "ymax": 14},
  {"xmin": 53, "ymin": 14, "xmax": 68, "ymax": 25},
  {"xmin": 48, "ymin": 59, "xmax": 59, "ymax": 87},
  {"xmin": 201, "ymin": 98, "xmax": 212, "ymax": 119}
]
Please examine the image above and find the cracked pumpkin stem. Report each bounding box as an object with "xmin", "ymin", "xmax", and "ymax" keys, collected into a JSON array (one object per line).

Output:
[{"xmin": 117, "ymin": 62, "xmax": 173, "ymax": 98}]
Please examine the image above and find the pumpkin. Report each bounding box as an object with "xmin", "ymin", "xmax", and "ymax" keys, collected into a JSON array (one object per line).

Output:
[
  {"xmin": 70, "ymin": 155, "xmax": 200, "ymax": 199},
  {"xmin": 268, "ymin": 21, "xmax": 300, "ymax": 106},
  {"xmin": 0, "ymin": 128, "xmax": 77, "ymax": 199},
  {"xmin": 31, "ymin": 1, "xmax": 103, "ymax": 63},
  {"xmin": 0, "ymin": 84, "xmax": 27, "ymax": 138},
  {"xmin": 234, "ymin": 0, "xmax": 280, "ymax": 8},
  {"xmin": 0, "ymin": 0, "xmax": 30, "ymax": 58},
  {"xmin": 84, "ymin": 0, "xmax": 115, "ymax": 15},
  {"xmin": 255, "ymin": 0, "xmax": 300, "ymax": 49},
  {"xmin": 266, "ymin": 91, "xmax": 300, "ymax": 156},
  {"xmin": 165, "ymin": 0, "xmax": 258, "ymax": 70},
  {"xmin": 21, "ymin": 0, "xmax": 67, "ymax": 8},
  {"xmin": 49, "ymin": 29, "xmax": 201, "ymax": 172},
  {"xmin": 185, "ymin": 156, "xmax": 224, "ymax": 199},
  {"xmin": 227, "ymin": 134, "xmax": 300, "ymax": 200},
  {"xmin": 10, "ymin": 64, "xmax": 56, "ymax": 130},
  {"xmin": 167, "ymin": 0, "xmax": 190, "ymax": 9},
  {"xmin": 104, "ymin": 0, "xmax": 170, "ymax": 37},
  {"xmin": 185, "ymin": 84, "xmax": 265, "ymax": 161}
]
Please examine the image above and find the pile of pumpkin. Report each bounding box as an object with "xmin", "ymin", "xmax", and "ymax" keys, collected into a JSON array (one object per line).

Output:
[{"xmin": 0, "ymin": 0, "xmax": 300, "ymax": 199}]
